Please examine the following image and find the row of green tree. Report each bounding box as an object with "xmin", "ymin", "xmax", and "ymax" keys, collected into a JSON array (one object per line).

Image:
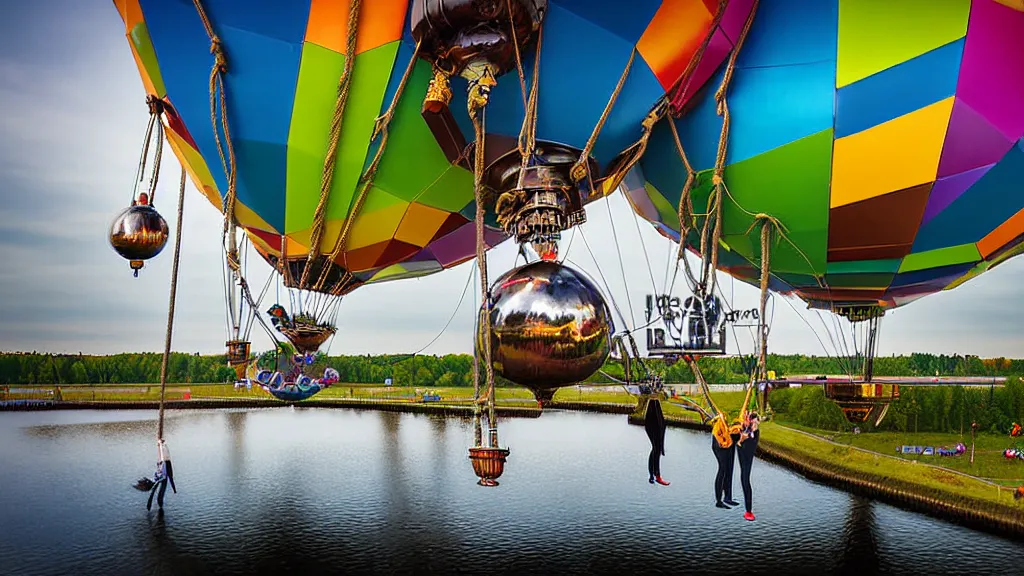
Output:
[
  {"xmin": 1, "ymin": 350, "xmax": 1020, "ymax": 386},
  {"xmin": 769, "ymin": 377, "xmax": 1024, "ymax": 435}
]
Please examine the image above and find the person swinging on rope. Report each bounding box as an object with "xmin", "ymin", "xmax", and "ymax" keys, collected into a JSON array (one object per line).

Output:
[
  {"xmin": 711, "ymin": 415, "xmax": 740, "ymax": 509},
  {"xmin": 736, "ymin": 412, "xmax": 760, "ymax": 521},
  {"xmin": 644, "ymin": 398, "xmax": 670, "ymax": 486},
  {"xmin": 133, "ymin": 439, "xmax": 176, "ymax": 510}
]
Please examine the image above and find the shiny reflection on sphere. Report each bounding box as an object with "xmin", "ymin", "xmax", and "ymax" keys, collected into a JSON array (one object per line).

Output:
[
  {"xmin": 478, "ymin": 260, "xmax": 613, "ymax": 391},
  {"xmin": 108, "ymin": 205, "xmax": 169, "ymax": 261}
]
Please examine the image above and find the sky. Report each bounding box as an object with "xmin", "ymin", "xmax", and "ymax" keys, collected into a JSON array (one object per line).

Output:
[{"xmin": 0, "ymin": 1, "xmax": 1021, "ymax": 359}]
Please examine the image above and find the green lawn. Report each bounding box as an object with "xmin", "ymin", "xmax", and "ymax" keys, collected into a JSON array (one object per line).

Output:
[
  {"xmin": 814, "ymin": 429, "xmax": 1024, "ymax": 487},
  {"xmin": 757, "ymin": 422, "xmax": 1023, "ymax": 509}
]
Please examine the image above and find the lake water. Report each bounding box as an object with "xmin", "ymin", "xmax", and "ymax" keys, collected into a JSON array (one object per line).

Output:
[{"xmin": 0, "ymin": 408, "xmax": 1020, "ymax": 575}]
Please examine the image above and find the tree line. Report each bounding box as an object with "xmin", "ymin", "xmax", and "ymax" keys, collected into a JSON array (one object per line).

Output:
[{"xmin": 0, "ymin": 351, "xmax": 1020, "ymax": 386}]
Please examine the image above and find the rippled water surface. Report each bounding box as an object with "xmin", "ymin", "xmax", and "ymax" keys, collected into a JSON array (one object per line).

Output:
[{"xmin": 0, "ymin": 408, "xmax": 1021, "ymax": 575}]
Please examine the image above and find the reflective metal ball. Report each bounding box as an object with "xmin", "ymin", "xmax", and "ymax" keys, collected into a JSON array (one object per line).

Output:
[
  {"xmin": 477, "ymin": 260, "xmax": 614, "ymax": 393},
  {"xmin": 109, "ymin": 205, "xmax": 169, "ymax": 261}
]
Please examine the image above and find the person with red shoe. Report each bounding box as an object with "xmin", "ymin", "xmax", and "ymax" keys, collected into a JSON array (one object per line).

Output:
[{"xmin": 736, "ymin": 412, "xmax": 761, "ymax": 521}]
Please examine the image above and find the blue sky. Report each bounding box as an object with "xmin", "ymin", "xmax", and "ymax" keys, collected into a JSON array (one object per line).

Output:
[{"xmin": 0, "ymin": 1, "xmax": 1021, "ymax": 359}]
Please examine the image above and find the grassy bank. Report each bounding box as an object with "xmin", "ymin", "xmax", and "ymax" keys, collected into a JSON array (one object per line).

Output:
[
  {"xmin": 755, "ymin": 423, "xmax": 1022, "ymax": 506},
  {"xmin": 786, "ymin": 427, "xmax": 1024, "ymax": 488},
  {"xmin": 751, "ymin": 422, "xmax": 1024, "ymax": 538}
]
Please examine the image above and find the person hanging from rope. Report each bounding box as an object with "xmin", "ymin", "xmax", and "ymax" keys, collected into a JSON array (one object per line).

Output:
[
  {"xmin": 134, "ymin": 439, "xmax": 176, "ymax": 510},
  {"xmin": 711, "ymin": 415, "xmax": 740, "ymax": 508},
  {"xmin": 736, "ymin": 411, "xmax": 760, "ymax": 521},
  {"xmin": 644, "ymin": 398, "xmax": 670, "ymax": 486}
]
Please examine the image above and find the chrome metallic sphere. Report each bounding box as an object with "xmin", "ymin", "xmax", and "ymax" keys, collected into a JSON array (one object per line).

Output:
[
  {"xmin": 478, "ymin": 260, "xmax": 614, "ymax": 394},
  {"xmin": 109, "ymin": 205, "xmax": 169, "ymax": 261}
]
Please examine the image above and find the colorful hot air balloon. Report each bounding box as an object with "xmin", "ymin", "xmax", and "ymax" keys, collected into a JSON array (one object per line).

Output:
[
  {"xmin": 113, "ymin": 0, "xmax": 756, "ymax": 295},
  {"xmin": 112, "ymin": 0, "xmax": 758, "ymax": 405},
  {"xmin": 629, "ymin": 0, "xmax": 1024, "ymax": 317}
]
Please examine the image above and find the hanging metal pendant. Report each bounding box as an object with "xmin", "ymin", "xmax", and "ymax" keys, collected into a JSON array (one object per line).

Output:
[
  {"xmin": 477, "ymin": 260, "xmax": 614, "ymax": 402},
  {"xmin": 109, "ymin": 202, "xmax": 169, "ymax": 276}
]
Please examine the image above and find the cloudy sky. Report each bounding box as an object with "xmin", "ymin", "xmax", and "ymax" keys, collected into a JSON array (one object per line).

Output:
[{"xmin": 0, "ymin": 1, "xmax": 1020, "ymax": 359}]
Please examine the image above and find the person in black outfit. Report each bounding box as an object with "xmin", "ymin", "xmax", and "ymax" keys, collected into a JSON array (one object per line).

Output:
[
  {"xmin": 644, "ymin": 399, "xmax": 670, "ymax": 485},
  {"xmin": 737, "ymin": 412, "xmax": 760, "ymax": 521},
  {"xmin": 712, "ymin": 433, "xmax": 740, "ymax": 508}
]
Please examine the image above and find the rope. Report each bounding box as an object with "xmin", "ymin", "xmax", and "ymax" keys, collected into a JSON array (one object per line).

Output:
[
  {"xmin": 316, "ymin": 40, "xmax": 423, "ymax": 295},
  {"xmin": 666, "ymin": 118, "xmax": 701, "ymax": 292},
  {"xmin": 605, "ymin": 195, "xmax": 637, "ymax": 329},
  {"xmin": 516, "ymin": 26, "xmax": 543, "ymax": 190},
  {"xmin": 686, "ymin": 355, "xmax": 721, "ymax": 417},
  {"xmin": 740, "ymin": 217, "xmax": 772, "ymax": 417},
  {"xmin": 132, "ymin": 97, "xmax": 166, "ymax": 205},
  {"xmin": 410, "ymin": 260, "xmax": 477, "ymax": 356},
  {"xmin": 145, "ymin": 100, "xmax": 165, "ymax": 204},
  {"xmin": 705, "ymin": 0, "xmax": 759, "ymax": 298},
  {"xmin": 473, "ymin": 274, "xmax": 483, "ymax": 448},
  {"xmin": 471, "ymin": 104, "xmax": 498, "ymax": 448},
  {"xmin": 157, "ymin": 167, "xmax": 187, "ymax": 441},
  {"xmin": 191, "ymin": 0, "xmax": 240, "ymax": 266},
  {"xmin": 300, "ymin": 0, "xmax": 362, "ymax": 290},
  {"xmin": 667, "ymin": 0, "xmax": 728, "ymax": 114},
  {"xmin": 131, "ymin": 108, "xmax": 157, "ymax": 204},
  {"xmin": 571, "ymin": 48, "xmax": 637, "ymax": 184},
  {"xmin": 506, "ymin": 0, "xmax": 529, "ymax": 110}
]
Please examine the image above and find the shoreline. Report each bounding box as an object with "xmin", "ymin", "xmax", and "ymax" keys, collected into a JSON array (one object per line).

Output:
[{"xmin": 3, "ymin": 397, "xmax": 1022, "ymax": 540}]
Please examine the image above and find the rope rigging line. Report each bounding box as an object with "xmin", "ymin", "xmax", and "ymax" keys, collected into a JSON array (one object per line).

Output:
[
  {"xmin": 146, "ymin": 98, "xmax": 166, "ymax": 205},
  {"xmin": 738, "ymin": 217, "xmax": 772, "ymax": 415},
  {"xmin": 316, "ymin": 40, "xmax": 424, "ymax": 296},
  {"xmin": 572, "ymin": 229, "xmax": 631, "ymax": 333},
  {"xmin": 657, "ymin": 1, "xmax": 762, "ymax": 422},
  {"xmin": 219, "ymin": 239, "xmax": 233, "ymax": 341},
  {"xmin": 571, "ymin": 48, "xmax": 636, "ymax": 185},
  {"xmin": 516, "ymin": 26, "xmax": 543, "ymax": 190},
  {"xmin": 672, "ymin": 0, "xmax": 762, "ymax": 307},
  {"xmin": 626, "ymin": 192, "xmax": 663, "ymax": 299},
  {"xmin": 472, "ymin": 262, "xmax": 482, "ymax": 448},
  {"xmin": 604, "ymin": 195, "xmax": 637, "ymax": 330},
  {"xmin": 470, "ymin": 99, "xmax": 498, "ymax": 449},
  {"xmin": 778, "ymin": 293, "xmax": 846, "ymax": 374},
  {"xmin": 506, "ymin": 0, "xmax": 530, "ymax": 110},
  {"xmin": 300, "ymin": 0, "xmax": 362, "ymax": 290},
  {"xmin": 157, "ymin": 167, "xmax": 187, "ymax": 443},
  {"xmin": 131, "ymin": 97, "xmax": 167, "ymax": 206},
  {"xmin": 129, "ymin": 105, "xmax": 157, "ymax": 204},
  {"xmin": 666, "ymin": 118, "xmax": 700, "ymax": 294},
  {"xmin": 666, "ymin": 0, "xmax": 728, "ymax": 114},
  {"xmin": 191, "ymin": 0, "xmax": 242, "ymax": 276},
  {"xmin": 409, "ymin": 260, "xmax": 478, "ymax": 357}
]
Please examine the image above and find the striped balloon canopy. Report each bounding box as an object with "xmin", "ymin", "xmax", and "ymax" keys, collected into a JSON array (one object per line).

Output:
[
  {"xmin": 114, "ymin": 0, "xmax": 753, "ymax": 295},
  {"xmin": 630, "ymin": 0, "xmax": 1024, "ymax": 316}
]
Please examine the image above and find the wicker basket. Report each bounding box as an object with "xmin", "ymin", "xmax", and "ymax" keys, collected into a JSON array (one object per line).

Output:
[{"xmin": 468, "ymin": 446, "xmax": 510, "ymax": 486}]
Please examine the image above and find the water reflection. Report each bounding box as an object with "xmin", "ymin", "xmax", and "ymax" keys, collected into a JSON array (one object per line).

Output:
[
  {"xmin": 225, "ymin": 410, "xmax": 247, "ymax": 483},
  {"xmin": 0, "ymin": 409, "xmax": 1020, "ymax": 575},
  {"xmin": 839, "ymin": 496, "xmax": 881, "ymax": 576}
]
